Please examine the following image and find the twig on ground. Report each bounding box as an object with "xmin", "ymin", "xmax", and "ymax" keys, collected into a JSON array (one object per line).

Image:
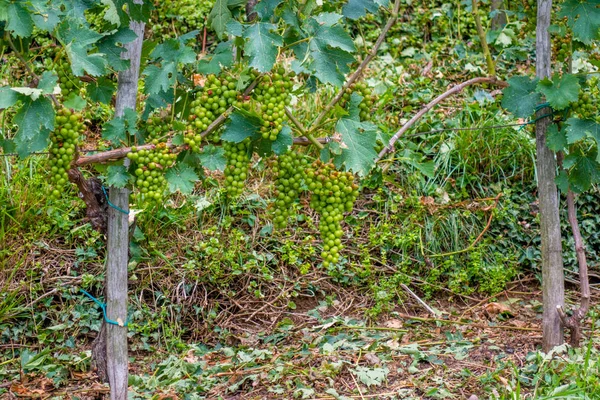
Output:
[{"xmin": 400, "ymin": 284, "xmax": 438, "ymax": 316}]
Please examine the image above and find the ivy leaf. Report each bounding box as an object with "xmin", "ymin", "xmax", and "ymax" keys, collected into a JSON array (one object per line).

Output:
[
  {"xmin": 0, "ymin": 87, "xmax": 19, "ymax": 109},
  {"xmin": 13, "ymin": 97, "xmax": 54, "ymax": 157},
  {"xmin": 501, "ymin": 76, "xmax": 541, "ymax": 118},
  {"xmin": 7, "ymin": 2, "xmax": 33, "ymax": 37},
  {"xmin": 537, "ymin": 74, "xmax": 579, "ymax": 111},
  {"xmin": 334, "ymin": 118, "xmax": 378, "ymax": 176},
  {"xmin": 209, "ymin": 0, "xmax": 232, "ymax": 39},
  {"xmin": 102, "ymin": 117, "xmax": 126, "ymax": 143},
  {"xmin": 198, "ymin": 144, "xmax": 226, "ymax": 171},
  {"xmin": 243, "ymin": 22, "xmax": 283, "ymax": 73},
  {"xmin": 166, "ymin": 163, "xmax": 198, "ymax": 195},
  {"xmin": 272, "ymin": 125, "xmax": 293, "ymax": 155},
  {"xmin": 255, "ymin": 0, "xmax": 283, "ymax": 19},
  {"xmin": 546, "ymin": 124, "xmax": 567, "ymax": 152},
  {"xmin": 88, "ymin": 77, "xmax": 116, "ymax": 104},
  {"xmin": 197, "ymin": 41, "xmax": 234, "ymax": 74},
  {"xmin": 559, "ymin": 0, "xmax": 600, "ymax": 44},
  {"xmin": 342, "ymin": 0, "xmax": 385, "ymax": 20},
  {"xmin": 106, "ymin": 165, "xmax": 129, "ymax": 188},
  {"xmin": 222, "ymin": 112, "xmax": 261, "ymax": 143}
]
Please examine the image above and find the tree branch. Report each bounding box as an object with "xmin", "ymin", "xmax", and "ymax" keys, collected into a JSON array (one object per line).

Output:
[
  {"xmin": 285, "ymin": 107, "xmax": 324, "ymax": 149},
  {"xmin": 376, "ymin": 76, "xmax": 507, "ymax": 162},
  {"xmin": 307, "ymin": 0, "xmax": 401, "ymax": 133}
]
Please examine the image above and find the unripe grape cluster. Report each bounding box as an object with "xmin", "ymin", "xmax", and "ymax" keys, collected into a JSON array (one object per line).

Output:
[
  {"xmin": 573, "ymin": 82, "xmax": 599, "ymax": 120},
  {"xmin": 223, "ymin": 138, "xmax": 251, "ymax": 198},
  {"xmin": 144, "ymin": 116, "xmax": 172, "ymax": 143},
  {"xmin": 48, "ymin": 108, "xmax": 83, "ymax": 199},
  {"xmin": 341, "ymin": 81, "xmax": 377, "ymax": 121},
  {"xmin": 185, "ymin": 74, "xmax": 238, "ymax": 151},
  {"xmin": 307, "ymin": 161, "xmax": 359, "ymax": 267},
  {"xmin": 45, "ymin": 53, "xmax": 81, "ymax": 98},
  {"xmin": 252, "ymin": 67, "xmax": 293, "ymax": 141},
  {"xmin": 128, "ymin": 143, "xmax": 177, "ymax": 206},
  {"xmin": 272, "ymin": 151, "xmax": 309, "ymax": 228}
]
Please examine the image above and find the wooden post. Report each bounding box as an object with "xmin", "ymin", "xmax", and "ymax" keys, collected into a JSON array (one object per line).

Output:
[
  {"xmin": 535, "ymin": 0, "xmax": 565, "ymax": 351},
  {"xmin": 105, "ymin": 7, "xmax": 145, "ymax": 399}
]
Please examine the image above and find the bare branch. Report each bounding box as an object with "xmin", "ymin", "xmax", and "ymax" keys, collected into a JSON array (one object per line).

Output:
[
  {"xmin": 285, "ymin": 107, "xmax": 324, "ymax": 150},
  {"xmin": 376, "ymin": 76, "xmax": 507, "ymax": 162}
]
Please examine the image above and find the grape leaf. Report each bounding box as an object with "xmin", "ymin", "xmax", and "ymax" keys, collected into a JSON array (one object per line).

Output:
[
  {"xmin": 564, "ymin": 117, "xmax": 600, "ymax": 161},
  {"xmin": 13, "ymin": 97, "xmax": 54, "ymax": 157},
  {"xmin": 555, "ymin": 169, "xmax": 569, "ymax": 192},
  {"xmin": 198, "ymin": 144, "xmax": 226, "ymax": 171},
  {"xmin": 166, "ymin": 164, "xmax": 198, "ymax": 195},
  {"xmin": 255, "ymin": 0, "xmax": 283, "ymax": 19},
  {"xmin": 87, "ymin": 77, "xmax": 116, "ymax": 104},
  {"xmin": 566, "ymin": 152, "xmax": 600, "ymax": 193},
  {"xmin": 0, "ymin": 87, "xmax": 19, "ymax": 108},
  {"xmin": 65, "ymin": 43, "xmax": 107, "ymax": 77},
  {"xmin": 501, "ymin": 76, "xmax": 541, "ymax": 118},
  {"xmin": 334, "ymin": 118, "xmax": 378, "ymax": 176},
  {"xmin": 226, "ymin": 20, "xmax": 243, "ymax": 37},
  {"xmin": 97, "ymin": 27, "xmax": 138, "ymax": 72},
  {"xmin": 102, "ymin": 117, "xmax": 126, "ymax": 143},
  {"xmin": 272, "ymin": 125, "xmax": 293, "ymax": 155},
  {"xmin": 197, "ymin": 41, "xmax": 234, "ymax": 74},
  {"xmin": 107, "ymin": 165, "xmax": 129, "ymax": 188},
  {"xmin": 63, "ymin": 94, "xmax": 86, "ymax": 111},
  {"xmin": 10, "ymin": 87, "xmax": 44, "ymax": 101},
  {"xmin": 343, "ymin": 0, "xmax": 389, "ymax": 20},
  {"xmin": 6, "ymin": 2, "xmax": 33, "ymax": 37},
  {"xmin": 29, "ymin": 0, "xmax": 60, "ymax": 31},
  {"xmin": 559, "ymin": 0, "xmax": 600, "ymax": 44},
  {"xmin": 209, "ymin": 0, "xmax": 232, "ymax": 39},
  {"xmin": 144, "ymin": 64, "xmax": 177, "ymax": 94},
  {"xmin": 100, "ymin": 0, "xmax": 120, "ymax": 26},
  {"xmin": 546, "ymin": 124, "xmax": 567, "ymax": 152},
  {"xmin": 537, "ymin": 74, "xmax": 579, "ymax": 111},
  {"xmin": 309, "ymin": 42, "xmax": 354, "ymax": 86},
  {"xmin": 243, "ymin": 22, "xmax": 283, "ymax": 73},
  {"xmin": 37, "ymin": 71, "xmax": 59, "ymax": 94},
  {"xmin": 221, "ymin": 112, "xmax": 261, "ymax": 143}
]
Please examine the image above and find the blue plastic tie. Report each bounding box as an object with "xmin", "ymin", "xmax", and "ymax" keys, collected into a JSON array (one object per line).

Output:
[
  {"xmin": 80, "ymin": 289, "xmax": 129, "ymax": 327},
  {"xmin": 101, "ymin": 186, "xmax": 129, "ymax": 215}
]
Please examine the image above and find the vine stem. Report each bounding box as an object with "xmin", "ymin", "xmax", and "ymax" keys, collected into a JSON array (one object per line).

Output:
[
  {"xmin": 472, "ymin": 0, "xmax": 495, "ymax": 76},
  {"xmin": 306, "ymin": 0, "xmax": 401, "ymax": 134},
  {"xmin": 5, "ymin": 34, "xmax": 60, "ymax": 107},
  {"xmin": 285, "ymin": 107, "xmax": 324, "ymax": 149},
  {"xmin": 375, "ymin": 76, "xmax": 507, "ymax": 162}
]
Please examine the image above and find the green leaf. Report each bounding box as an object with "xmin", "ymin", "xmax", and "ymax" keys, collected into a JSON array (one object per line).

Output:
[
  {"xmin": 10, "ymin": 87, "xmax": 44, "ymax": 101},
  {"xmin": 537, "ymin": 74, "xmax": 579, "ymax": 111},
  {"xmin": 309, "ymin": 42, "xmax": 354, "ymax": 86},
  {"xmin": 198, "ymin": 144, "xmax": 226, "ymax": 171},
  {"xmin": 564, "ymin": 118, "xmax": 600, "ymax": 162},
  {"xmin": 501, "ymin": 76, "xmax": 541, "ymax": 118},
  {"xmin": 107, "ymin": 165, "xmax": 129, "ymax": 188},
  {"xmin": 88, "ymin": 77, "xmax": 116, "ymax": 104},
  {"xmin": 255, "ymin": 0, "xmax": 283, "ymax": 19},
  {"xmin": 334, "ymin": 118, "xmax": 378, "ymax": 176},
  {"xmin": 559, "ymin": 0, "xmax": 600, "ymax": 44},
  {"xmin": 209, "ymin": 0, "xmax": 232, "ymax": 39},
  {"xmin": 29, "ymin": 0, "xmax": 60, "ymax": 31},
  {"xmin": 65, "ymin": 43, "xmax": 107, "ymax": 77},
  {"xmin": 343, "ymin": 0, "xmax": 384, "ymax": 20},
  {"xmin": 197, "ymin": 41, "xmax": 234, "ymax": 75},
  {"xmin": 144, "ymin": 64, "xmax": 177, "ymax": 94},
  {"xmin": 0, "ymin": 87, "xmax": 19, "ymax": 108},
  {"xmin": 13, "ymin": 97, "xmax": 54, "ymax": 157},
  {"xmin": 222, "ymin": 112, "xmax": 261, "ymax": 143},
  {"xmin": 566, "ymin": 152, "xmax": 600, "ymax": 193},
  {"xmin": 555, "ymin": 169, "xmax": 569, "ymax": 192},
  {"xmin": 546, "ymin": 124, "xmax": 567, "ymax": 152},
  {"xmin": 102, "ymin": 117, "xmax": 126, "ymax": 143},
  {"xmin": 7, "ymin": 2, "xmax": 33, "ymax": 37},
  {"xmin": 63, "ymin": 94, "xmax": 87, "ymax": 111},
  {"xmin": 97, "ymin": 27, "xmax": 138, "ymax": 72},
  {"xmin": 37, "ymin": 71, "xmax": 59, "ymax": 94},
  {"xmin": 272, "ymin": 125, "xmax": 293, "ymax": 155},
  {"xmin": 166, "ymin": 164, "xmax": 198, "ymax": 194},
  {"xmin": 243, "ymin": 22, "xmax": 283, "ymax": 73},
  {"xmin": 351, "ymin": 366, "xmax": 389, "ymax": 387}
]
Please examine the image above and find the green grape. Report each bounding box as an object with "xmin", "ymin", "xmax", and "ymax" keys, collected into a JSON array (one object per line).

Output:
[
  {"xmin": 252, "ymin": 66, "xmax": 294, "ymax": 141},
  {"xmin": 306, "ymin": 161, "xmax": 359, "ymax": 267},
  {"xmin": 48, "ymin": 108, "xmax": 84, "ymax": 200},
  {"xmin": 151, "ymin": 0, "xmax": 213, "ymax": 39},
  {"xmin": 223, "ymin": 138, "xmax": 251, "ymax": 198},
  {"xmin": 185, "ymin": 73, "xmax": 239, "ymax": 151},
  {"xmin": 271, "ymin": 151, "xmax": 309, "ymax": 228},
  {"xmin": 128, "ymin": 142, "xmax": 177, "ymax": 206},
  {"xmin": 340, "ymin": 81, "xmax": 378, "ymax": 122},
  {"xmin": 44, "ymin": 49, "xmax": 82, "ymax": 98},
  {"xmin": 572, "ymin": 83, "xmax": 598, "ymax": 120}
]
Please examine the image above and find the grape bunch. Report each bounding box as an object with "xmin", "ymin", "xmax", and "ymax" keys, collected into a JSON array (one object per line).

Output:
[
  {"xmin": 341, "ymin": 81, "xmax": 377, "ymax": 121},
  {"xmin": 252, "ymin": 67, "xmax": 293, "ymax": 141},
  {"xmin": 307, "ymin": 161, "xmax": 359, "ymax": 267},
  {"xmin": 272, "ymin": 151, "xmax": 309, "ymax": 228},
  {"xmin": 144, "ymin": 116, "xmax": 176, "ymax": 143},
  {"xmin": 128, "ymin": 143, "xmax": 177, "ymax": 206},
  {"xmin": 522, "ymin": 0, "xmax": 536, "ymax": 34},
  {"xmin": 572, "ymin": 82, "xmax": 599, "ymax": 120},
  {"xmin": 44, "ymin": 52, "xmax": 81, "ymax": 98},
  {"xmin": 48, "ymin": 108, "xmax": 83, "ymax": 199},
  {"xmin": 185, "ymin": 74, "xmax": 238, "ymax": 151},
  {"xmin": 223, "ymin": 138, "xmax": 251, "ymax": 198}
]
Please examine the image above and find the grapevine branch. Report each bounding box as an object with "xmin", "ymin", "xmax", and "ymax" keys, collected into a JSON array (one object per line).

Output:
[
  {"xmin": 285, "ymin": 107, "xmax": 324, "ymax": 149},
  {"xmin": 307, "ymin": 0, "xmax": 401, "ymax": 133},
  {"xmin": 375, "ymin": 76, "xmax": 508, "ymax": 162},
  {"xmin": 472, "ymin": 0, "xmax": 496, "ymax": 76}
]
